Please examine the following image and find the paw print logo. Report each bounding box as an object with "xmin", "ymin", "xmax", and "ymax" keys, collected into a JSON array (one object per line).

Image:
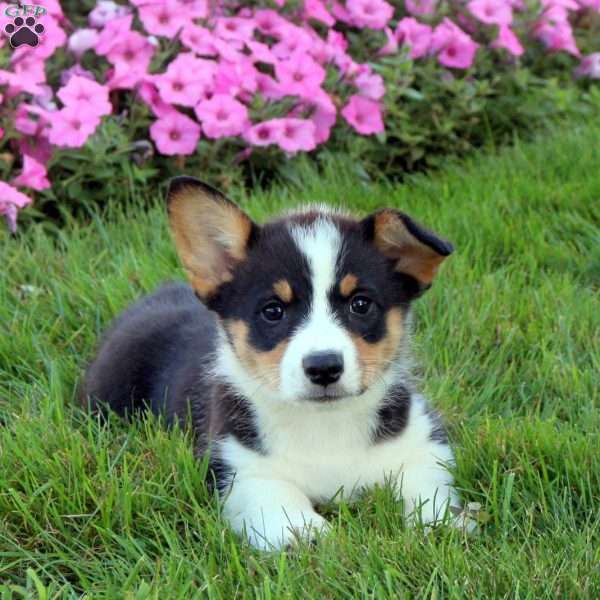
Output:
[{"xmin": 4, "ymin": 16, "xmax": 45, "ymax": 48}]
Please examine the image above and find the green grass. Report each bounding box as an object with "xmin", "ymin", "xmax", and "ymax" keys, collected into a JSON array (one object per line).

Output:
[{"xmin": 1, "ymin": 120, "xmax": 599, "ymax": 599}]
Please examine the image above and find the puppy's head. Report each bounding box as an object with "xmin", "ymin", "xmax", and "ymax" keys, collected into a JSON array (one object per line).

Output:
[{"xmin": 167, "ymin": 177, "xmax": 453, "ymax": 405}]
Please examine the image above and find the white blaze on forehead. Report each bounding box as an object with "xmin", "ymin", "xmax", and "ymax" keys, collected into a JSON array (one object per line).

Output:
[
  {"xmin": 279, "ymin": 217, "xmax": 361, "ymax": 401},
  {"xmin": 291, "ymin": 218, "xmax": 341, "ymax": 314}
]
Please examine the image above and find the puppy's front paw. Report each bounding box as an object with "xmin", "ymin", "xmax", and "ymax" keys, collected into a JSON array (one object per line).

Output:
[{"xmin": 243, "ymin": 511, "xmax": 330, "ymax": 551}]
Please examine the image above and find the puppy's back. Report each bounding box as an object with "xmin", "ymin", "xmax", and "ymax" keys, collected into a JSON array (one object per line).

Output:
[{"xmin": 82, "ymin": 283, "xmax": 217, "ymax": 424}]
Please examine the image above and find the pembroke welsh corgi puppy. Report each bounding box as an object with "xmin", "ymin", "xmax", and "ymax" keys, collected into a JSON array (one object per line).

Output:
[{"xmin": 83, "ymin": 176, "xmax": 461, "ymax": 549}]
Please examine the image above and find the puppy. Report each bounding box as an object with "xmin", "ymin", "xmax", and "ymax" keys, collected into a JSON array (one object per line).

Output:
[{"xmin": 83, "ymin": 177, "xmax": 459, "ymax": 550}]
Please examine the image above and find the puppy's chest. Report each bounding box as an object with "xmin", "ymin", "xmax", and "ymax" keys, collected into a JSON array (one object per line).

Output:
[{"xmin": 219, "ymin": 403, "xmax": 423, "ymax": 502}]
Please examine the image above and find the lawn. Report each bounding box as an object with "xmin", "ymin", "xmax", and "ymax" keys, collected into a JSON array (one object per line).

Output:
[{"xmin": 1, "ymin": 120, "xmax": 599, "ymax": 598}]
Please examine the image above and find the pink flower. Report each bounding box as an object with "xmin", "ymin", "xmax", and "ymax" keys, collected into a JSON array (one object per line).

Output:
[
  {"xmin": 255, "ymin": 73, "xmax": 284, "ymax": 100},
  {"xmin": 491, "ymin": 25, "xmax": 524, "ymax": 56},
  {"xmin": 138, "ymin": 0, "xmax": 187, "ymax": 37},
  {"xmin": 138, "ymin": 81, "xmax": 173, "ymax": 118},
  {"xmin": 215, "ymin": 57, "xmax": 257, "ymax": 96},
  {"xmin": 468, "ymin": 0, "xmax": 513, "ymax": 25},
  {"xmin": 48, "ymin": 105, "xmax": 101, "ymax": 148},
  {"xmin": 95, "ymin": 14, "xmax": 133, "ymax": 55},
  {"xmin": 396, "ymin": 18, "xmax": 433, "ymax": 60},
  {"xmin": 214, "ymin": 17, "xmax": 255, "ymax": 42},
  {"xmin": 177, "ymin": 0, "xmax": 208, "ymax": 18},
  {"xmin": 304, "ymin": 0, "xmax": 335, "ymax": 25},
  {"xmin": 57, "ymin": 76, "xmax": 112, "ymax": 117},
  {"xmin": 346, "ymin": 0, "xmax": 394, "ymax": 29},
  {"xmin": 354, "ymin": 70, "xmax": 385, "ymax": 100},
  {"xmin": 150, "ymin": 111, "xmax": 201, "ymax": 155},
  {"xmin": 68, "ymin": 29, "xmax": 99, "ymax": 57},
  {"xmin": 432, "ymin": 19, "xmax": 479, "ymax": 69},
  {"xmin": 106, "ymin": 32, "xmax": 155, "ymax": 89},
  {"xmin": 341, "ymin": 95, "xmax": 384, "ymax": 135},
  {"xmin": 378, "ymin": 27, "xmax": 399, "ymax": 56},
  {"xmin": 195, "ymin": 94, "xmax": 249, "ymax": 139},
  {"xmin": 272, "ymin": 24, "xmax": 314, "ymax": 59},
  {"xmin": 243, "ymin": 121, "xmax": 283, "ymax": 147},
  {"xmin": 15, "ymin": 103, "xmax": 49, "ymax": 137},
  {"xmin": 247, "ymin": 40, "xmax": 277, "ymax": 64},
  {"xmin": 275, "ymin": 53, "xmax": 326, "ymax": 98},
  {"xmin": 535, "ymin": 17, "xmax": 580, "ymax": 56},
  {"xmin": 307, "ymin": 93, "xmax": 337, "ymax": 144},
  {"xmin": 0, "ymin": 182, "xmax": 32, "ymax": 233},
  {"xmin": 89, "ymin": 1, "xmax": 130, "ymax": 28},
  {"xmin": 405, "ymin": 0, "xmax": 438, "ymax": 16},
  {"xmin": 575, "ymin": 53, "xmax": 600, "ymax": 78},
  {"xmin": 253, "ymin": 9, "xmax": 289, "ymax": 37},
  {"xmin": 180, "ymin": 24, "xmax": 216, "ymax": 55},
  {"xmin": 272, "ymin": 118, "xmax": 317, "ymax": 153},
  {"xmin": 12, "ymin": 155, "xmax": 50, "ymax": 191},
  {"xmin": 60, "ymin": 65, "xmax": 96, "ymax": 87},
  {"xmin": 153, "ymin": 55, "xmax": 214, "ymax": 108}
]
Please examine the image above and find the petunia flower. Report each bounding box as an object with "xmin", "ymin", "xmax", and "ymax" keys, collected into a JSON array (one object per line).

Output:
[
  {"xmin": 138, "ymin": 0, "xmax": 187, "ymax": 37},
  {"xmin": 341, "ymin": 95, "xmax": 384, "ymax": 135},
  {"xmin": 275, "ymin": 52, "xmax": 326, "ymax": 98},
  {"xmin": 149, "ymin": 111, "xmax": 201, "ymax": 155},
  {"xmin": 0, "ymin": 182, "xmax": 33, "ymax": 233},
  {"xmin": 468, "ymin": 0, "xmax": 513, "ymax": 26},
  {"xmin": 272, "ymin": 118, "xmax": 317, "ymax": 153},
  {"xmin": 346, "ymin": 0, "xmax": 394, "ymax": 30},
  {"xmin": 575, "ymin": 53, "xmax": 600, "ymax": 79},
  {"xmin": 12, "ymin": 154, "xmax": 50, "ymax": 191},
  {"xmin": 195, "ymin": 94, "xmax": 249, "ymax": 139},
  {"xmin": 48, "ymin": 104, "xmax": 101, "ymax": 148},
  {"xmin": 396, "ymin": 18, "xmax": 433, "ymax": 60},
  {"xmin": 304, "ymin": 0, "xmax": 335, "ymax": 25},
  {"xmin": 491, "ymin": 25, "xmax": 524, "ymax": 56},
  {"xmin": 89, "ymin": 1, "xmax": 131, "ymax": 28},
  {"xmin": 354, "ymin": 70, "xmax": 385, "ymax": 101},
  {"xmin": 432, "ymin": 19, "xmax": 479, "ymax": 69},
  {"xmin": 57, "ymin": 76, "xmax": 112, "ymax": 117},
  {"xmin": 405, "ymin": 0, "xmax": 438, "ymax": 16},
  {"xmin": 214, "ymin": 17, "xmax": 255, "ymax": 42},
  {"xmin": 152, "ymin": 55, "xmax": 214, "ymax": 108},
  {"xmin": 243, "ymin": 120, "xmax": 284, "ymax": 147}
]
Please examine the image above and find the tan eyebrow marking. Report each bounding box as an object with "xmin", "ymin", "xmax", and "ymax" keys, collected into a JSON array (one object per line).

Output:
[
  {"xmin": 273, "ymin": 279, "xmax": 293, "ymax": 303},
  {"xmin": 339, "ymin": 274, "xmax": 358, "ymax": 297}
]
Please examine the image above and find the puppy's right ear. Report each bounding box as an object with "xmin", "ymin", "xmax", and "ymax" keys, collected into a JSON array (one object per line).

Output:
[{"xmin": 167, "ymin": 177, "xmax": 257, "ymax": 300}]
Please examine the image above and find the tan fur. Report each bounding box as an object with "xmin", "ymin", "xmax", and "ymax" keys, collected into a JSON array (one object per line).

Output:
[
  {"xmin": 227, "ymin": 320, "xmax": 288, "ymax": 388},
  {"xmin": 352, "ymin": 308, "xmax": 404, "ymax": 388},
  {"xmin": 168, "ymin": 183, "xmax": 253, "ymax": 299},
  {"xmin": 373, "ymin": 211, "xmax": 446, "ymax": 285},
  {"xmin": 273, "ymin": 279, "xmax": 293, "ymax": 303},
  {"xmin": 339, "ymin": 274, "xmax": 358, "ymax": 298}
]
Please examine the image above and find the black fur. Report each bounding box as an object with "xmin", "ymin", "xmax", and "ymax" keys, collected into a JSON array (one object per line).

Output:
[{"xmin": 371, "ymin": 384, "xmax": 412, "ymax": 442}]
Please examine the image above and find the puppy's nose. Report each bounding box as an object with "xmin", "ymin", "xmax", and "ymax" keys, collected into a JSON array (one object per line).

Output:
[{"xmin": 302, "ymin": 352, "xmax": 344, "ymax": 386}]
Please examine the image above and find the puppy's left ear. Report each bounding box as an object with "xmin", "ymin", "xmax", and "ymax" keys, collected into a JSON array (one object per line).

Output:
[{"xmin": 362, "ymin": 209, "xmax": 454, "ymax": 291}]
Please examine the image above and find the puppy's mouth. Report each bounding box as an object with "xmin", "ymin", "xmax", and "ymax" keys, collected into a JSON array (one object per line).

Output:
[{"xmin": 302, "ymin": 384, "xmax": 365, "ymax": 403}]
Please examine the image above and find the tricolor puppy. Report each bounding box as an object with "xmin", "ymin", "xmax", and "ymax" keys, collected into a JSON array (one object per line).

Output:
[{"xmin": 83, "ymin": 176, "xmax": 460, "ymax": 550}]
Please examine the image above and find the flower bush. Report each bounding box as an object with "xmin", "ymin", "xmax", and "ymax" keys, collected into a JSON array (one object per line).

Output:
[{"xmin": 1, "ymin": 0, "xmax": 599, "ymax": 230}]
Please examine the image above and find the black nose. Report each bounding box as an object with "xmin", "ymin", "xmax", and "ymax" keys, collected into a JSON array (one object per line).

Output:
[{"xmin": 302, "ymin": 352, "xmax": 344, "ymax": 386}]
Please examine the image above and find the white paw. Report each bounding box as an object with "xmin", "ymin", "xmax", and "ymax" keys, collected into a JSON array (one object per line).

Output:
[{"xmin": 241, "ymin": 511, "xmax": 330, "ymax": 551}]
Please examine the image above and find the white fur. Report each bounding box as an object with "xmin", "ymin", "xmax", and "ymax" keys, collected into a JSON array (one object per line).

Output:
[
  {"xmin": 280, "ymin": 219, "xmax": 362, "ymax": 401},
  {"xmin": 211, "ymin": 217, "xmax": 458, "ymax": 550}
]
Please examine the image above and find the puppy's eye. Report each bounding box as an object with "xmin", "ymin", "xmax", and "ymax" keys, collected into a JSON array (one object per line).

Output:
[
  {"xmin": 349, "ymin": 295, "xmax": 373, "ymax": 316},
  {"xmin": 261, "ymin": 301, "xmax": 285, "ymax": 323}
]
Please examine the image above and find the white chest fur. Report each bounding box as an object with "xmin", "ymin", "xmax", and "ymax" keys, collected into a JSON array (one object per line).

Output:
[{"xmin": 218, "ymin": 391, "xmax": 456, "ymax": 549}]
